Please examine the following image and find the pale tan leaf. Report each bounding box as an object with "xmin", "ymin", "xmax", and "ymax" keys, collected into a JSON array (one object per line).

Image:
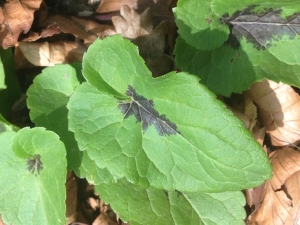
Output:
[
  {"xmin": 112, "ymin": 5, "xmax": 152, "ymax": 39},
  {"xmin": 248, "ymin": 79, "xmax": 300, "ymax": 146},
  {"xmin": 249, "ymin": 181, "xmax": 292, "ymax": 225},
  {"xmin": 19, "ymin": 41, "xmax": 84, "ymax": 66},
  {"xmin": 269, "ymin": 147, "xmax": 300, "ymax": 190},
  {"xmin": 248, "ymin": 147, "xmax": 300, "ymax": 224},
  {"xmin": 97, "ymin": 0, "xmax": 137, "ymax": 13},
  {"xmin": 0, "ymin": 0, "xmax": 42, "ymax": 49},
  {"xmin": 97, "ymin": 0, "xmax": 174, "ymax": 26},
  {"xmin": 285, "ymin": 171, "xmax": 300, "ymax": 224}
]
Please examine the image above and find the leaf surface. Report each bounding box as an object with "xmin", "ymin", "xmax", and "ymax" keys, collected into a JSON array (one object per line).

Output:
[
  {"xmin": 68, "ymin": 35, "xmax": 272, "ymax": 192},
  {"xmin": 27, "ymin": 63, "xmax": 83, "ymax": 170},
  {"xmin": 175, "ymin": 1, "xmax": 300, "ymax": 96},
  {"xmin": 174, "ymin": 0, "xmax": 229, "ymax": 51},
  {"xmin": 175, "ymin": 35, "xmax": 300, "ymax": 96},
  {"xmin": 95, "ymin": 178, "xmax": 245, "ymax": 225},
  {"xmin": 0, "ymin": 128, "xmax": 67, "ymax": 225}
]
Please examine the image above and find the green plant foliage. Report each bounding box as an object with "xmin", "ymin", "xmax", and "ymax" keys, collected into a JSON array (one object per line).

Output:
[
  {"xmin": 0, "ymin": 51, "xmax": 6, "ymax": 90},
  {"xmin": 174, "ymin": 0, "xmax": 300, "ymax": 96},
  {"xmin": 0, "ymin": 48, "xmax": 21, "ymax": 117},
  {"xmin": 95, "ymin": 178, "xmax": 246, "ymax": 225},
  {"xmin": 0, "ymin": 114, "xmax": 19, "ymax": 133},
  {"xmin": 67, "ymin": 35, "xmax": 271, "ymax": 194},
  {"xmin": 0, "ymin": 127, "xmax": 67, "ymax": 225},
  {"xmin": 26, "ymin": 63, "xmax": 83, "ymax": 170}
]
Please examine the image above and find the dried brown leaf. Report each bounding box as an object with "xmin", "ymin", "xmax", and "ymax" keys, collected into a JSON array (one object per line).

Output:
[
  {"xmin": 97, "ymin": 0, "xmax": 174, "ymax": 25},
  {"xmin": 248, "ymin": 147, "xmax": 300, "ymax": 224},
  {"xmin": 112, "ymin": 5, "xmax": 152, "ymax": 39},
  {"xmin": 41, "ymin": 15, "xmax": 115, "ymax": 46},
  {"xmin": 248, "ymin": 79, "xmax": 300, "ymax": 146},
  {"xmin": 97, "ymin": 0, "xmax": 137, "ymax": 13},
  {"xmin": 112, "ymin": 5, "xmax": 174, "ymax": 76},
  {"xmin": 19, "ymin": 41, "xmax": 85, "ymax": 66},
  {"xmin": 269, "ymin": 147, "xmax": 300, "ymax": 189},
  {"xmin": 0, "ymin": 0, "xmax": 42, "ymax": 49},
  {"xmin": 66, "ymin": 171, "xmax": 78, "ymax": 224}
]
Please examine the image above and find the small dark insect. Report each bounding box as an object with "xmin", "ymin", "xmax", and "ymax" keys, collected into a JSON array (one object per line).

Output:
[
  {"xmin": 27, "ymin": 154, "xmax": 43, "ymax": 175},
  {"xmin": 230, "ymin": 58, "xmax": 235, "ymax": 63}
]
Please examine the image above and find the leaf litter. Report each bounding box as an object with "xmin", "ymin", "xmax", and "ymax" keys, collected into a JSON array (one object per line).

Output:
[{"xmin": 2, "ymin": 0, "xmax": 300, "ymax": 224}]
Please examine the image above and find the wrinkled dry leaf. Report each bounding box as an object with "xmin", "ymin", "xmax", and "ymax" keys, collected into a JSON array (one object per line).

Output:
[
  {"xmin": 97, "ymin": 0, "xmax": 174, "ymax": 25},
  {"xmin": 112, "ymin": 5, "xmax": 152, "ymax": 38},
  {"xmin": 21, "ymin": 25, "xmax": 61, "ymax": 42},
  {"xmin": 19, "ymin": 41, "xmax": 85, "ymax": 66},
  {"xmin": 0, "ymin": 0, "xmax": 42, "ymax": 49},
  {"xmin": 97, "ymin": 0, "xmax": 137, "ymax": 13},
  {"xmin": 66, "ymin": 172, "xmax": 78, "ymax": 224},
  {"xmin": 249, "ymin": 147, "xmax": 300, "ymax": 224},
  {"xmin": 112, "ymin": 5, "xmax": 174, "ymax": 76},
  {"xmin": 248, "ymin": 79, "xmax": 300, "ymax": 146},
  {"xmin": 41, "ymin": 16, "xmax": 115, "ymax": 46}
]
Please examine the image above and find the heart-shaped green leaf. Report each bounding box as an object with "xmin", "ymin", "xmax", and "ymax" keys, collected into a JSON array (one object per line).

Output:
[
  {"xmin": 0, "ymin": 127, "xmax": 67, "ymax": 225},
  {"xmin": 27, "ymin": 63, "xmax": 83, "ymax": 170},
  {"xmin": 67, "ymin": 35, "xmax": 272, "ymax": 192}
]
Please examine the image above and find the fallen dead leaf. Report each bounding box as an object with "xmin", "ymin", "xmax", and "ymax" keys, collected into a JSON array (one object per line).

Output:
[
  {"xmin": 112, "ymin": 5, "xmax": 152, "ymax": 38},
  {"xmin": 41, "ymin": 15, "xmax": 116, "ymax": 46},
  {"xmin": 21, "ymin": 24, "xmax": 61, "ymax": 42},
  {"xmin": 97, "ymin": 0, "xmax": 138, "ymax": 13},
  {"xmin": 0, "ymin": 0, "xmax": 42, "ymax": 49},
  {"xmin": 19, "ymin": 41, "xmax": 85, "ymax": 66},
  {"xmin": 66, "ymin": 171, "xmax": 78, "ymax": 225},
  {"xmin": 112, "ymin": 5, "xmax": 174, "ymax": 76},
  {"xmin": 97, "ymin": 0, "xmax": 175, "ymax": 26},
  {"xmin": 248, "ymin": 147, "xmax": 300, "ymax": 224},
  {"xmin": 247, "ymin": 79, "xmax": 300, "ymax": 147}
]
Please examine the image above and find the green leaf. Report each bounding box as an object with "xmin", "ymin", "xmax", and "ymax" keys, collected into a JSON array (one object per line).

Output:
[
  {"xmin": 175, "ymin": 0, "xmax": 300, "ymax": 51},
  {"xmin": 0, "ymin": 128, "xmax": 67, "ymax": 225},
  {"xmin": 0, "ymin": 113, "xmax": 19, "ymax": 133},
  {"xmin": 74, "ymin": 150, "xmax": 116, "ymax": 185},
  {"xmin": 174, "ymin": 1, "xmax": 300, "ymax": 96},
  {"xmin": 27, "ymin": 63, "xmax": 83, "ymax": 170},
  {"xmin": 175, "ymin": 36, "xmax": 300, "ymax": 96},
  {"xmin": 174, "ymin": 0, "xmax": 229, "ymax": 51},
  {"xmin": 0, "ymin": 48, "xmax": 21, "ymax": 118},
  {"xmin": 68, "ymin": 36, "xmax": 272, "ymax": 192},
  {"xmin": 0, "ymin": 51, "xmax": 6, "ymax": 90},
  {"xmin": 95, "ymin": 178, "xmax": 245, "ymax": 225}
]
